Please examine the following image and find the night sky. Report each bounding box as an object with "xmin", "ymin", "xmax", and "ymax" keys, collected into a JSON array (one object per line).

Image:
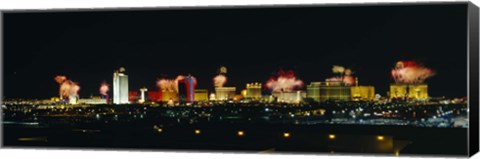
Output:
[{"xmin": 3, "ymin": 3, "xmax": 468, "ymax": 99}]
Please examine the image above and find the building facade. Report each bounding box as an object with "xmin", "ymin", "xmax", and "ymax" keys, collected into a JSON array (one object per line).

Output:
[
  {"xmin": 389, "ymin": 84, "xmax": 428, "ymax": 100},
  {"xmin": 307, "ymin": 81, "xmax": 351, "ymax": 102},
  {"xmin": 113, "ymin": 67, "xmax": 129, "ymax": 104},
  {"xmin": 178, "ymin": 76, "xmax": 197, "ymax": 103},
  {"xmin": 272, "ymin": 91, "xmax": 306, "ymax": 103},
  {"xmin": 389, "ymin": 84, "xmax": 408, "ymax": 99},
  {"xmin": 408, "ymin": 84, "xmax": 428, "ymax": 100},
  {"xmin": 351, "ymin": 86, "xmax": 375, "ymax": 101},
  {"xmin": 194, "ymin": 89, "xmax": 209, "ymax": 101},
  {"xmin": 306, "ymin": 82, "xmax": 321, "ymax": 102},
  {"xmin": 246, "ymin": 83, "xmax": 262, "ymax": 99},
  {"xmin": 307, "ymin": 80, "xmax": 375, "ymax": 102},
  {"xmin": 215, "ymin": 87, "xmax": 236, "ymax": 100}
]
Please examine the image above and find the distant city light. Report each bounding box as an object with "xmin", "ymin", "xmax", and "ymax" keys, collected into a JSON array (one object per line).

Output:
[
  {"xmin": 237, "ymin": 131, "xmax": 244, "ymax": 137},
  {"xmin": 377, "ymin": 135, "xmax": 384, "ymax": 141},
  {"xmin": 283, "ymin": 132, "xmax": 291, "ymax": 138},
  {"xmin": 195, "ymin": 129, "xmax": 201, "ymax": 135},
  {"xmin": 328, "ymin": 134, "xmax": 336, "ymax": 140}
]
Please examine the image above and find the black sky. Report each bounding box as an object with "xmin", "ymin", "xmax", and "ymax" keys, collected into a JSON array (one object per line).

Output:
[{"xmin": 3, "ymin": 3, "xmax": 468, "ymax": 99}]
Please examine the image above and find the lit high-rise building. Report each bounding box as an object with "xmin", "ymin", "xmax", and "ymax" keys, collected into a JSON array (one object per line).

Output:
[
  {"xmin": 178, "ymin": 76, "xmax": 197, "ymax": 103},
  {"xmin": 113, "ymin": 67, "xmax": 129, "ymax": 104},
  {"xmin": 246, "ymin": 83, "xmax": 262, "ymax": 99},
  {"xmin": 307, "ymin": 78, "xmax": 375, "ymax": 102},
  {"xmin": 306, "ymin": 81, "xmax": 351, "ymax": 102}
]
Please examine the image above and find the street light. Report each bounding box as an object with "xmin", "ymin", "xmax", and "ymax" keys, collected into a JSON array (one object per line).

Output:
[
  {"xmin": 377, "ymin": 135, "xmax": 384, "ymax": 141},
  {"xmin": 237, "ymin": 131, "xmax": 245, "ymax": 137},
  {"xmin": 328, "ymin": 134, "xmax": 336, "ymax": 140}
]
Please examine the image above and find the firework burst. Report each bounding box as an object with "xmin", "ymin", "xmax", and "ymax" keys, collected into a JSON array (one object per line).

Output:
[
  {"xmin": 54, "ymin": 75, "xmax": 80, "ymax": 99},
  {"xmin": 99, "ymin": 82, "xmax": 109, "ymax": 96},
  {"xmin": 213, "ymin": 74, "xmax": 227, "ymax": 87},
  {"xmin": 266, "ymin": 70, "xmax": 303, "ymax": 93},
  {"xmin": 391, "ymin": 61, "xmax": 435, "ymax": 84}
]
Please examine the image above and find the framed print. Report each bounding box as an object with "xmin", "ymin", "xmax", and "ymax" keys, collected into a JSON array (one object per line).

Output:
[{"xmin": 1, "ymin": 2, "xmax": 479, "ymax": 157}]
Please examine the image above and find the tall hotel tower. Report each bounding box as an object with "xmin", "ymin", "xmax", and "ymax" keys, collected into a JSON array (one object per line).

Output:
[{"xmin": 113, "ymin": 67, "xmax": 129, "ymax": 104}]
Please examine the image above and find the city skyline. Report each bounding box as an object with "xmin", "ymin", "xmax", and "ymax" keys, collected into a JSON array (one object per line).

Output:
[{"xmin": 4, "ymin": 4, "xmax": 467, "ymax": 99}]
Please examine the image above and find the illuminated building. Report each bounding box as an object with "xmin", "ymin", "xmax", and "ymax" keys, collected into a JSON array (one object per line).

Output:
[
  {"xmin": 308, "ymin": 78, "xmax": 375, "ymax": 102},
  {"xmin": 408, "ymin": 84, "xmax": 428, "ymax": 100},
  {"xmin": 246, "ymin": 83, "xmax": 262, "ymax": 99},
  {"xmin": 139, "ymin": 88, "xmax": 148, "ymax": 103},
  {"xmin": 78, "ymin": 96, "xmax": 107, "ymax": 105},
  {"xmin": 351, "ymin": 78, "xmax": 375, "ymax": 101},
  {"xmin": 178, "ymin": 81, "xmax": 187, "ymax": 102},
  {"xmin": 306, "ymin": 82, "xmax": 321, "ymax": 102},
  {"xmin": 307, "ymin": 81, "xmax": 351, "ymax": 102},
  {"xmin": 209, "ymin": 93, "xmax": 216, "ymax": 100},
  {"xmin": 389, "ymin": 84, "xmax": 407, "ymax": 99},
  {"xmin": 194, "ymin": 89, "xmax": 209, "ymax": 101},
  {"xmin": 241, "ymin": 89, "xmax": 247, "ymax": 97},
  {"xmin": 351, "ymin": 86, "xmax": 375, "ymax": 101},
  {"xmin": 319, "ymin": 84, "xmax": 351, "ymax": 101},
  {"xmin": 389, "ymin": 83, "xmax": 428, "ymax": 100},
  {"xmin": 272, "ymin": 91, "xmax": 306, "ymax": 103},
  {"xmin": 215, "ymin": 87, "xmax": 236, "ymax": 100},
  {"xmin": 178, "ymin": 76, "xmax": 197, "ymax": 103},
  {"xmin": 113, "ymin": 67, "xmax": 129, "ymax": 104},
  {"xmin": 162, "ymin": 91, "xmax": 179, "ymax": 102}
]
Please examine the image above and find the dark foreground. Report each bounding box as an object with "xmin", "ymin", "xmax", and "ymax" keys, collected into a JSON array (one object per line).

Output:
[{"xmin": 3, "ymin": 122, "xmax": 467, "ymax": 157}]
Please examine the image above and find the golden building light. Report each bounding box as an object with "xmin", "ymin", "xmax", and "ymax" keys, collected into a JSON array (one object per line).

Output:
[
  {"xmin": 194, "ymin": 89, "xmax": 209, "ymax": 101},
  {"xmin": 157, "ymin": 128, "xmax": 163, "ymax": 133},
  {"xmin": 283, "ymin": 132, "xmax": 291, "ymax": 138},
  {"xmin": 389, "ymin": 83, "xmax": 428, "ymax": 100},
  {"xmin": 241, "ymin": 89, "xmax": 247, "ymax": 98},
  {"xmin": 272, "ymin": 91, "xmax": 306, "ymax": 103},
  {"xmin": 389, "ymin": 84, "xmax": 408, "ymax": 99},
  {"xmin": 215, "ymin": 87, "xmax": 236, "ymax": 100},
  {"xmin": 194, "ymin": 129, "xmax": 201, "ymax": 135},
  {"xmin": 351, "ymin": 86, "xmax": 375, "ymax": 101},
  {"xmin": 407, "ymin": 84, "xmax": 428, "ymax": 100},
  {"xmin": 306, "ymin": 82, "xmax": 351, "ymax": 102},
  {"xmin": 246, "ymin": 82, "xmax": 262, "ymax": 99}
]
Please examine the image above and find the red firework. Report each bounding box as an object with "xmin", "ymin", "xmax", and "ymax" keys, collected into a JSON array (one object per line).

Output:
[{"xmin": 266, "ymin": 69, "xmax": 303, "ymax": 92}]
